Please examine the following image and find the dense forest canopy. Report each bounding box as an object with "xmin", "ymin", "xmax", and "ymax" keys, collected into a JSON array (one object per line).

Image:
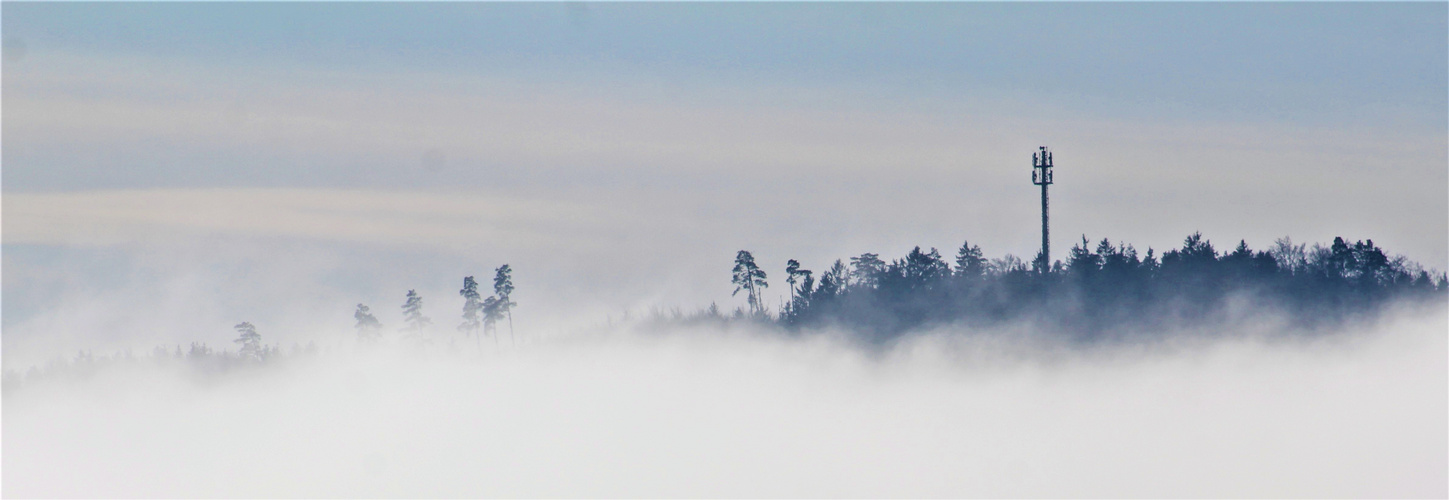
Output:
[{"xmin": 721, "ymin": 233, "xmax": 1448, "ymax": 341}]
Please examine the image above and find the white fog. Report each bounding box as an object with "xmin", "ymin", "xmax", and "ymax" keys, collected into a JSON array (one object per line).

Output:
[{"xmin": 5, "ymin": 303, "xmax": 1445, "ymax": 498}]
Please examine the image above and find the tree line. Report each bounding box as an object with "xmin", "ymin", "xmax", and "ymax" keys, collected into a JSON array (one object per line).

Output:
[
  {"xmin": 3, "ymin": 265, "xmax": 524, "ymax": 391},
  {"xmin": 728, "ymin": 233, "xmax": 1446, "ymax": 340},
  {"xmin": 220, "ymin": 264, "xmax": 520, "ymax": 365},
  {"xmin": 7, "ymin": 233, "xmax": 1446, "ymax": 390},
  {"xmin": 354, "ymin": 264, "xmax": 518, "ymax": 353}
]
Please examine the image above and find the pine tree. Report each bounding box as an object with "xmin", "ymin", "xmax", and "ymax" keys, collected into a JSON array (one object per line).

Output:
[
  {"xmin": 354, "ymin": 304, "xmax": 383, "ymax": 342},
  {"xmin": 849, "ymin": 253, "xmax": 886, "ymax": 288},
  {"xmin": 481, "ymin": 295, "xmax": 502, "ymax": 348},
  {"xmin": 954, "ymin": 240, "xmax": 986, "ymax": 278},
  {"xmin": 1068, "ymin": 235, "xmax": 1101, "ymax": 274},
  {"xmin": 783, "ymin": 260, "xmax": 812, "ymax": 316},
  {"xmin": 825, "ymin": 259, "xmax": 849, "ymax": 289},
  {"xmin": 788, "ymin": 259, "xmax": 811, "ymax": 298},
  {"xmin": 401, "ymin": 290, "xmax": 432, "ymax": 343},
  {"xmin": 493, "ymin": 265, "xmax": 517, "ymax": 345},
  {"xmin": 731, "ymin": 250, "xmax": 769, "ymax": 316},
  {"xmin": 459, "ymin": 277, "xmax": 483, "ymax": 350},
  {"xmin": 791, "ymin": 273, "xmax": 815, "ymax": 314},
  {"xmin": 895, "ymin": 246, "xmax": 949, "ymax": 289},
  {"xmin": 233, "ymin": 322, "xmax": 263, "ymax": 360}
]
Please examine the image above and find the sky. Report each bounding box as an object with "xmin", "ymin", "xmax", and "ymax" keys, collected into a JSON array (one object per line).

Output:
[
  {"xmin": 3, "ymin": 4, "xmax": 1447, "ymax": 497},
  {"xmin": 3, "ymin": 2, "xmax": 1447, "ymax": 361}
]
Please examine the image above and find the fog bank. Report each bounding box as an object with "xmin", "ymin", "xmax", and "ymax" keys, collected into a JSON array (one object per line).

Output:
[{"xmin": 5, "ymin": 306, "xmax": 1445, "ymax": 498}]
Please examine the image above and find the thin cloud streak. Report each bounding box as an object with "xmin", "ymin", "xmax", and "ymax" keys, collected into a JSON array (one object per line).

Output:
[{"xmin": 7, "ymin": 50, "xmax": 1444, "ymax": 270}]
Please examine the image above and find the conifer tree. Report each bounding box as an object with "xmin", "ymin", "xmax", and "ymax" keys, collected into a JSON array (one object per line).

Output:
[
  {"xmin": 731, "ymin": 250, "xmax": 769, "ymax": 316},
  {"xmin": 954, "ymin": 240, "xmax": 986, "ymax": 278},
  {"xmin": 493, "ymin": 265, "xmax": 517, "ymax": 344},
  {"xmin": 481, "ymin": 295, "xmax": 502, "ymax": 348},
  {"xmin": 459, "ymin": 277, "xmax": 483, "ymax": 350},
  {"xmin": 353, "ymin": 304, "xmax": 383, "ymax": 342},
  {"xmin": 401, "ymin": 290, "xmax": 432, "ymax": 343},
  {"xmin": 1068, "ymin": 235, "xmax": 1100, "ymax": 274},
  {"xmin": 849, "ymin": 253, "xmax": 886, "ymax": 288},
  {"xmin": 784, "ymin": 260, "xmax": 812, "ymax": 316},
  {"xmin": 233, "ymin": 322, "xmax": 262, "ymax": 360},
  {"xmin": 895, "ymin": 247, "xmax": 949, "ymax": 289},
  {"xmin": 788, "ymin": 259, "xmax": 811, "ymax": 298},
  {"xmin": 825, "ymin": 259, "xmax": 849, "ymax": 289}
]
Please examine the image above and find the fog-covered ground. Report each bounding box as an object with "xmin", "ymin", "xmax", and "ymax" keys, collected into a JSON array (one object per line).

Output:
[{"xmin": 5, "ymin": 303, "xmax": 1444, "ymax": 498}]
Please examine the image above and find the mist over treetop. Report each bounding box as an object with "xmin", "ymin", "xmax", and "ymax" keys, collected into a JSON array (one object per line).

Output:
[{"xmin": 702, "ymin": 233, "xmax": 1447, "ymax": 342}]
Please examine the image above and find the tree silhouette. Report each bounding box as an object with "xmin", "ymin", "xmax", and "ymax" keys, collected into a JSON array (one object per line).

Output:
[
  {"xmin": 353, "ymin": 304, "xmax": 382, "ymax": 342},
  {"xmin": 400, "ymin": 290, "xmax": 432, "ymax": 343},
  {"xmin": 892, "ymin": 247, "xmax": 949, "ymax": 290},
  {"xmin": 849, "ymin": 253, "xmax": 886, "ymax": 288},
  {"xmin": 760, "ymin": 232, "xmax": 1443, "ymax": 338},
  {"xmin": 1067, "ymin": 235, "xmax": 1100, "ymax": 275},
  {"xmin": 989, "ymin": 254, "xmax": 1026, "ymax": 275},
  {"xmin": 954, "ymin": 240, "xmax": 986, "ymax": 278},
  {"xmin": 481, "ymin": 295, "xmax": 502, "ymax": 348},
  {"xmin": 1270, "ymin": 237, "xmax": 1308, "ymax": 275},
  {"xmin": 1177, "ymin": 232, "xmax": 1217, "ymax": 263},
  {"xmin": 233, "ymin": 322, "xmax": 263, "ymax": 360},
  {"xmin": 793, "ymin": 272, "xmax": 816, "ymax": 314},
  {"xmin": 493, "ymin": 265, "xmax": 517, "ymax": 345},
  {"xmin": 785, "ymin": 259, "xmax": 802, "ymax": 300},
  {"xmin": 1032, "ymin": 250, "xmax": 1050, "ymax": 274},
  {"xmin": 731, "ymin": 250, "xmax": 769, "ymax": 316},
  {"xmin": 784, "ymin": 259, "xmax": 813, "ymax": 314},
  {"xmin": 825, "ymin": 259, "xmax": 849, "ymax": 289},
  {"xmin": 459, "ymin": 277, "xmax": 483, "ymax": 351}
]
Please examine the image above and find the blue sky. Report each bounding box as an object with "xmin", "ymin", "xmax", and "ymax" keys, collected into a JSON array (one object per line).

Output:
[
  {"xmin": 3, "ymin": 2, "xmax": 1446, "ymax": 361},
  {"xmin": 10, "ymin": 4, "xmax": 1446, "ymax": 118}
]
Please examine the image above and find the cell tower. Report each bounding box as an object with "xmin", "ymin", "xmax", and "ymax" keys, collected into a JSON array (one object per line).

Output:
[{"xmin": 1031, "ymin": 146, "xmax": 1054, "ymax": 271}]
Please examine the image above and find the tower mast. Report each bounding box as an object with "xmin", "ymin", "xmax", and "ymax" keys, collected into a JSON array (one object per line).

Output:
[{"xmin": 1031, "ymin": 147, "xmax": 1054, "ymax": 271}]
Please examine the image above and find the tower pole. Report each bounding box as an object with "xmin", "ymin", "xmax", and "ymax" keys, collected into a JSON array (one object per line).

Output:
[
  {"xmin": 1042, "ymin": 176, "xmax": 1049, "ymax": 267},
  {"xmin": 1031, "ymin": 147, "xmax": 1054, "ymax": 272}
]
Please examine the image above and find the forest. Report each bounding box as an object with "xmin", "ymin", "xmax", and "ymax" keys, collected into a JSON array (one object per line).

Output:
[
  {"xmin": 3, "ymin": 265, "xmax": 519, "ymax": 389},
  {"xmin": 6, "ymin": 233, "xmax": 1446, "ymax": 390},
  {"xmin": 719, "ymin": 233, "xmax": 1447, "ymax": 341}
]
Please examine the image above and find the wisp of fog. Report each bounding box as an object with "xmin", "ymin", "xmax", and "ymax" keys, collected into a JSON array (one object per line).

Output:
[{"xmin": 5, "ymin": 304, "xmax": 1444, "ymax": 498}]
